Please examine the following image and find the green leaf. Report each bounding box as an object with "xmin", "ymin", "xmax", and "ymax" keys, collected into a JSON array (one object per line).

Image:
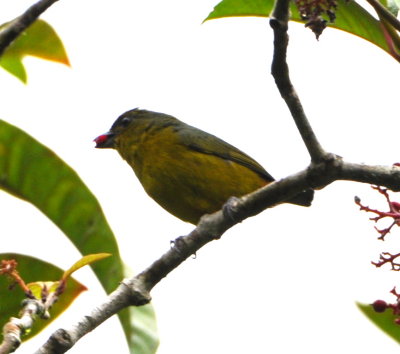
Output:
[
  {"xmin": 0, "ymin": 55, "xmax": 26, "ymax": 82},
  {"xmin": 0, "ymin": 19, "xmax": 70, "ymax": 83},
  {"xmin": 357, "ymin": 302, "xmax": 400, "ymax": 343},
  {"xmin": 0, "ymin": 121, "xmax": 158, "ymax": 353},
  {"xmin": 129, "ymin": 305, "xmax": 159, "ymax": 354},
  {"xmin": 205, "ymin": 0, "xmax": 273, "ymax": 19},
  {"xmin": 205, "ymin": 0, "xmax": 395, "ymax": 60},
  {"xmin": 0, "ymin": 253, "xmax": 86, "ymax": 341}
]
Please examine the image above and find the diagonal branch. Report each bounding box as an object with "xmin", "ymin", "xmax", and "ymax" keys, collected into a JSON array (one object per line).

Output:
[
  {"xmin": 269, "ymin": 0, "xmax": 327, "ymax": 162},
  {"xmin": 35, "ymin": 157, "xmax": 400, "ymax": 353},
  {"xmin": 0, "ymin": 0, "xmax": 60, "ymax": 57}
]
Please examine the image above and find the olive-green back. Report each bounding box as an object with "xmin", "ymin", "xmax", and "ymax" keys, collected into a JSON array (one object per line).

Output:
[{"xmin": 175, "ymin": 123, "xmax": 275, "ymax": 183}]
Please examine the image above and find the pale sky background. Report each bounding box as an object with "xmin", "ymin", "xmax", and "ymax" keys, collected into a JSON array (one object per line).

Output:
[{"xmin": 1, "ymin": 0, "xmax": 400, "ymax": 353}]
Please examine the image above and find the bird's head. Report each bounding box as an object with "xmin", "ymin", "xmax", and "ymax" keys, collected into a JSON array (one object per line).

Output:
[{"xmin": 94, "ymin": 108, "xmax": 164, "ymax": 149}]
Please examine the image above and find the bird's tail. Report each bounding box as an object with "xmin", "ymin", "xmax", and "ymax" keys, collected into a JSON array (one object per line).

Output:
[{"xmin": 287, "ymin": 189, "xmax": 314, "ymax": 207}]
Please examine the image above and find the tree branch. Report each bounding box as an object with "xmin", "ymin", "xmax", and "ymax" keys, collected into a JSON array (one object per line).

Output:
[
  {"xmin": 340, "ymin": 162, "xmax": 400, "ymax": 191},
  {"xmin": 0, "ymin": 0, "xmax": 60, "ymax": 57},
  {"xmin": 34, "ymin": 155, "xmax": 400, "ymax": 353},
  {"xmin": 269, "ymin": 0, "xmax": 326, "ymax": 162}
]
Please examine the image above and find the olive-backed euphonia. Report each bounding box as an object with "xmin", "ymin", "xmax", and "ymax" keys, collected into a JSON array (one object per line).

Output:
[{"xmin": 94, "ymin": 109, "xmax": 314, "ymax": 224}]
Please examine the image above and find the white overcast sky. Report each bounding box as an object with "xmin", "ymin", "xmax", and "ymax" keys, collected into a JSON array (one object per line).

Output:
[{"xmin": 1, "ymin": 0, "xmax": 400, "ymax": 353}]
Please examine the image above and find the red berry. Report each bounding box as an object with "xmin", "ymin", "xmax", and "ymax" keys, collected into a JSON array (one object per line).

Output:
[
  {"xmin": 372, "ymin": 300, "xmax": 388, "ymax": 313},
  {"xmin": 94, "ymin": 134, "xmax": 108, "ymax": 145}
]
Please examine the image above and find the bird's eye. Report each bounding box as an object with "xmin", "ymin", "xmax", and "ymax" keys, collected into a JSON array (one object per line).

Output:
[{"xmin": 120, "ymin": 116, "xmax": 131, "ymax": 127}]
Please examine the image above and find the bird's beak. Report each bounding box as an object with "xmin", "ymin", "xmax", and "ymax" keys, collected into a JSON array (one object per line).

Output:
[{"xmin": 94, "ymin": 131, "xmax": 116, "ymax": 148}]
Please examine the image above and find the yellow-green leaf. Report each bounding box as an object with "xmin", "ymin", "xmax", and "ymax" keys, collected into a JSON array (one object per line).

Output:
[
  {"xmin": 27, "ymin": 281, "xmax": 61, "ymax": 299},
  {"xmin": 62, "ymin": 253, "xmax": 111, "ymax": 282},
  {"xmin": 0, "ymin": 19, "xmax": 70, "ymax": 83}
]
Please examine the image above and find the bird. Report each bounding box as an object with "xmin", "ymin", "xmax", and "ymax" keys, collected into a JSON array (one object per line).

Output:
[{"xmin": 94, "ymin": 108, "xmax": 314, "ymax": 224}]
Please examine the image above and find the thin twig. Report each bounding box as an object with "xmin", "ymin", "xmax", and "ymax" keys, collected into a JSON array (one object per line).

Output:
[
  {"xmin": 0, "ymin": 292, "xmax": 60, "ymax": 353},
  {"xmin": 269, "ymin": 0, "xmax": 327, "ymax": 162},
  {"xmin": 0, "ymin": 0, "xmax": 60, "ymax": 57},
  {"xmin": 0, "ymin": 300, "xmax": 46, "ymax": 354},
  {"xmin": 366, "ymin": 0, "xmax": 400, "ymax": 32}
]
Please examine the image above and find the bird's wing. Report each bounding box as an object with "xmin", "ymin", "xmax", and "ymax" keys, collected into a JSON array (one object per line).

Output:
[{"xmin": 177, "ymin": 124, "xmax": 275, "ymax": 182}]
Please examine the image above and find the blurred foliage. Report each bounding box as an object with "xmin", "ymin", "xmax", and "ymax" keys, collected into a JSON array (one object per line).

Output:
[{"xmin": 0, "ymin": 121, "xmax": 158, "ymax": 353}]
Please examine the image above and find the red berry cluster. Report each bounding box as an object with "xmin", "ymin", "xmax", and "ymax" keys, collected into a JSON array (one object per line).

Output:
[
  {"xmin": 357, "ymin": 183, "xmax": 400, "ymax": 323},
  {"xmin": 356, "ymin": 186, "xmax": 400, "ymax": 269}
]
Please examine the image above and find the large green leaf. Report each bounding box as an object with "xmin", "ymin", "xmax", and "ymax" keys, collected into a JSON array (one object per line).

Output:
[
  {"xmin": 128, "ymin": 305, "xmax": 159, "ymax": 354},
  {"xmin": 0, "ymin": 253, "xmax": 86, "ymax": 341},
  {"xmin": 357, "ymin": 302, "xmax": 400, "ymax": 343},
  {"xmin": 0, "ymin": 121, "xmax": 158, "ymax": 353},
  {"xmin": 0, "ymin": 19, "xmax": 70, "ymax": 83},
  {"xmin": 206, "ymin": 0, "xmax": 395, "ymax": 60}
]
